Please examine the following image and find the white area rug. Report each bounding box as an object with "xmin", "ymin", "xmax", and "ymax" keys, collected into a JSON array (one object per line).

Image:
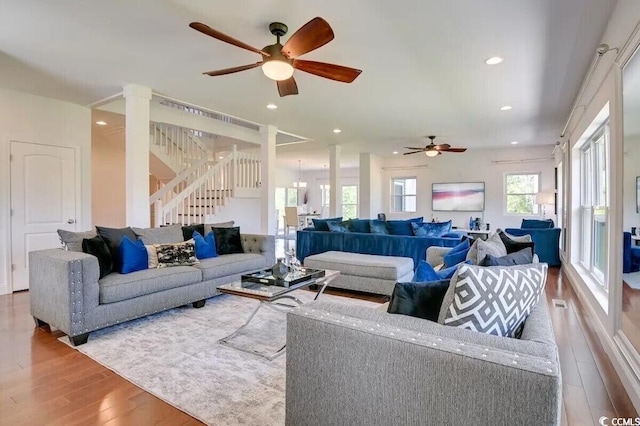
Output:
[
  {"xmin": 60, "ymin": 290, "xmax": 378, "ymax": 425},
  {"xmin": 623, "ymin": 271, "xmax": 640, "ymax": 289}
]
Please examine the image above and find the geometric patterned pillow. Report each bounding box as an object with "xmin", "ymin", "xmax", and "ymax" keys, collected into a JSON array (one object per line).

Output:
[
  {"xmin": 154, "ymin": 240, "xmax": 199, "ymax": 268},
  {"xmin": 437, "ymin": 263, "xmax": 548, "ymax": 338}
]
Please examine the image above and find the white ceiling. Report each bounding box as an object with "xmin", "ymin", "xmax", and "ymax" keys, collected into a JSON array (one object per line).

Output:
[{"xmin": 0, "ymin": 0, "xmax": 616, "ymax": 170}]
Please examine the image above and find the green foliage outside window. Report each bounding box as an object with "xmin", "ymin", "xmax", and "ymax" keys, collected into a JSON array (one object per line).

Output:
[{"xmin": 505, "ymin": 174, "xmax": 539, "ymax": 215}]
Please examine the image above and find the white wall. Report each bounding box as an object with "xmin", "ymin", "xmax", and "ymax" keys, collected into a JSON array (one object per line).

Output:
[
  {"xmin": 380, "ymin": 146, "xmax": 556, "ymax": 228},
  {"xmin": 300, "ymin": 168, "xmax": 360, "ymax": 217},
  {"xmin": 0, "ymin": 88, "xmax": 91, "ymax": 294},
  {"xmin": 92, "ymin": 131, "xmax": 126, "ymax": 227},
  {"xmin": 204, "ymin": 197, "xmax": 263, "ymax": 234}
]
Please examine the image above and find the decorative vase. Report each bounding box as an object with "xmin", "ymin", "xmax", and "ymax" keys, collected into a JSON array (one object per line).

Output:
[{"xmin": 271, "ymin": 258, "xmax": 289, "ymax": 280}]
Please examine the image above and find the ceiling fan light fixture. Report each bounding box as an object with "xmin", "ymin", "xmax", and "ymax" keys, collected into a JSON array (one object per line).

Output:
[
  {"xmin": 425, "ymin": 150, "xmax": 440, "ymax": 157},
  {"xmin": 262, "ymin": 60, "xmax": 294, "ymax": 81}
]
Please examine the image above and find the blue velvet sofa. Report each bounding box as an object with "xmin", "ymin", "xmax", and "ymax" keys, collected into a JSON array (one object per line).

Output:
[
  {"xmin": 505, "ymin": 219, "xmax": 561, "ymax": 266},
  {"xmin": 296, "ymin": 229, "xmax": 462, "ymax": 269}
]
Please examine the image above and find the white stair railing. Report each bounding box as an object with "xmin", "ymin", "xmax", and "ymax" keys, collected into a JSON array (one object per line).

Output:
[
  {"xmin": 152, "ymin": 150, "xmax": 261, "ymax": 226},
  {"xmin": 149, "ymin": 123, "xmax": 209, "ymax": 173}
]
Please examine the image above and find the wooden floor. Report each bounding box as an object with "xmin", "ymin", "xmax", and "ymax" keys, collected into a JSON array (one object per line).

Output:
[{"xmin": 0, "ymin": 267, "xmax": 637, "ymax": 425}]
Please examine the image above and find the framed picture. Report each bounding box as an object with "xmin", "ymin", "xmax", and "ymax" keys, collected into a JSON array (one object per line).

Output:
[
  {"xmin": 432, "ymin": 182, "xmax": 485, "ymax": 212},
  {"xmin": 637, "ymin": 176, "xmax": 640, "ymax": 213}
]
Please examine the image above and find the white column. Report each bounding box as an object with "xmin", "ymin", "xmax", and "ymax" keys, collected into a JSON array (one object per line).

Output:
[
  {"xmin": 329, "ymin": 145, "xmax": 341, "ymax": 217},
  {"xmin": 123, "ymin": 84, "xmax": 152, "ymax": 227},
  {"xmin": 260, "ymin": 125, "xmax": 277, "ymax": 235},
  {"xmin": 359, "ymin": 153, "xmax": 384, "ymax": 218}
]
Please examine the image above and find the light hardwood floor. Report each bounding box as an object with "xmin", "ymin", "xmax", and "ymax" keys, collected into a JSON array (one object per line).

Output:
[{"xmin": 0, "ymin": 266, "xmax": 637, "ymax": 425}]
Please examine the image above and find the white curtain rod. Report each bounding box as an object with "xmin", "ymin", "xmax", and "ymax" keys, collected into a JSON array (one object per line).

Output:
[
  {"xmin": 381, "ymin": 164, "xmax": 429, "ymax": 170},
  {"xmin": 491, "ymin": 157, "xmax": 553, "ymax": 164}
]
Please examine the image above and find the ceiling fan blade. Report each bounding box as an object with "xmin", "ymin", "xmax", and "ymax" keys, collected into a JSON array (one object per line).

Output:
[
  {"xmin": 294, "ymin": 59, "xmax": 362, "ymax": 83},
  {"xmin": 189, "ymin": 22, "xmax": 269, "ymax": 56},
  {"xmin": 277, "ymin": 76, "xmax": 299, "ymax": 97},
  {"xmin": 442, "ymin": 148, "xmax": 467, "ymax": 153},
  {"xmin": 403, "ymin": 151, "xmax": 423, "ymax": 155},
  {"xmin": 433, "ymin": 143, "xmax": 451, "ymax": 151},
  {"xmin": 203, "ymin": 62, "xmax": 262, "ymax": 76},
  {"xmin": 403, "ymin": 146, "xmax": 426, "ymax": 150},
  {"xmin": 281, "ymin": 17, "xmax": 334, "ymax": 58}
]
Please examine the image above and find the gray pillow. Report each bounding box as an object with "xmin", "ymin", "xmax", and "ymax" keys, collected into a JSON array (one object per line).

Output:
[
  {"xmin": 438, "ymin": 263, "xmax": 548, "ymax": 338},
  {"xmin": 481, "ymin": 247, "xmax": 533, "ymax": 266},
  {"xmin": 476, "ymin": 236, "xmax": 508, "ymax": 265},
  {"xmin": 132, "ymin": 224, "xmax": 183, "ymax": 245},
  {"xmin": 205, "ymin": 221, "xmax": 235, "ymax": 232},
  {"xmin": 57, "ymin": 229, "xmax": 97, "ymax": 252}
]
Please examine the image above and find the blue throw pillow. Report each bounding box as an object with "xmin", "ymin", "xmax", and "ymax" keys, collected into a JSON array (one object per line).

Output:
[
  {"xmin": 117, "ymin": 236, "xmax": 148, "ymax": 274},
  {"xmin": 449, "ymin": 238, "xmax": 471, "ymax": 254},
  {"xmin": 481, "ymin": 247, "xmax": 533, "ymax": 266},
  {"xmin": 411, "ymin": 220, "xmax": 452, "ymax": 237},
  {"xmin": 443, "ymin": 246, "xmax": 471, "ymax": 268},
  {"xmin": 312, "ymin": 217, "xmax": 343, "ymax": 231},
  {"xmin": 412, "ymin": 260, "xmax": 441, "ymax": 282},
  {"xmin": 327, "ymin": 220, "xmax": 350, "ymax": 232},
  {"xmin": 348, "ymin": 219, "xmax": 371, "ymax": 233},
  {"xmin": 370, "ymin": 220, "xmax": 389, "ymax": 234},
  {"xmin": 387, "ymin": 217, "xmax": 424, "ymax": 236},
  {"xmin": 437, "ymin": 260, "xmax": 472, "ymax": 279},
  {"xmin": 521, "ymin": 219, "xmax": 554, "ymax": 229},
  {"xmin": 193, "ymin": 230, "xmax": 217, "ymax": 259}
]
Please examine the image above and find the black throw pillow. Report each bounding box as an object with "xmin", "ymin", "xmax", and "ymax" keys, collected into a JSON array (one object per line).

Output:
[
  {"xmin": 481, "ymin": 247, "xmax": 533, "ymax": 266},
  {"xmin": 387, "ymin": 279, "xmax": 451, "ymax": 322},
  {"xmin": 82, "ymin": 235, "xmax": 113, "ymax": 279},
  {"xmin": 498, "ymin": 230, "xmax": 535, "ymax": 255},
  {"xmin": 213, "ymin": 226, "xmax": 244, "ymax": 255},
  {"xmin": 182, "ymin": 224, "xmax": 205, "ymax": 241},
  {"xmin": 95, "ymin": 226, "xmax": 137, "ymax": 270}
]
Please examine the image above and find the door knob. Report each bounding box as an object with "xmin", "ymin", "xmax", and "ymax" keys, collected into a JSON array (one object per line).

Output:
[{"xmin": 67, "ymin": 219, "xmax": 75, "ymax": 224}]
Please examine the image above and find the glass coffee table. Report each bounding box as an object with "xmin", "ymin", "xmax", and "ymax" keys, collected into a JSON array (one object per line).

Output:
[{"xmin": 217, "ymin": 268, "xmax": 339, "ymax": 359}]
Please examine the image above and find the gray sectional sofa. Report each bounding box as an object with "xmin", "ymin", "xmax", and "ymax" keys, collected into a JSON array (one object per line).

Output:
[{"xmin": 30, "ymin": 232, "xmax": 275, "ymax": 345}]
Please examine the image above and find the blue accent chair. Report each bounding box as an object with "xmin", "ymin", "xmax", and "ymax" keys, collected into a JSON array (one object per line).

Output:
[
  {"xmin": 623, "ymin": 232, "xmax": 640, "ymax": 273},
  {"xmin": 504, "ymin": 224, "xmax": 561, "ymax": 266}
]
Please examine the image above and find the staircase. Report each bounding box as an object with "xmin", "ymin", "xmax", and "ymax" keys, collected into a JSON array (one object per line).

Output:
[{"xmin": 148, "ymin": 124, "xmax": 261, "ymax": 226}]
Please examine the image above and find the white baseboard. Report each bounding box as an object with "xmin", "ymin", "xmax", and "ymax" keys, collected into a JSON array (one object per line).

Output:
[
  {"xmin": 0, "ymin": 282, "xmax": 9, "ymax": 296},
  {"xmin": 563, "ymin": 265, "xmax": 640, "ymax": 413}
]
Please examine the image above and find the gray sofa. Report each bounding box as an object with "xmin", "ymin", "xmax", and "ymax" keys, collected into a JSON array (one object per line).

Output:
[
  {"xmin": 286, "ymin": 299, "xmax": 561, "ymax": 426},
  {"xmin": 30, "ymin": 233, "xmax": 275, "ymax": 345}
]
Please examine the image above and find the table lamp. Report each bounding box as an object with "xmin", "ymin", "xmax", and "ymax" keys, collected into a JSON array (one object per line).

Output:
[{"xmin": 535, "ymin": 192, "xmax": 555, "ymax": 218}]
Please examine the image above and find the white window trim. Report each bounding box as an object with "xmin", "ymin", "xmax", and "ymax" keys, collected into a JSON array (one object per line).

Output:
[
  {"xmin": 503, "ymin": 172, "xmax": 541, "ymax": 216},
  {"xmin": 390, "ymin": 177, "xmax": 417, "ymax": 213}
]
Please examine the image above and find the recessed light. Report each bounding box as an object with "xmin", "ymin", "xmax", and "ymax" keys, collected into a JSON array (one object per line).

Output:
[
  {"xmin": 510, "ymin": 141, "xmax": 519, "ymax": 145},
  {"xmin": 219, "ymin": 156, "xmax": 224, "ymax": 159},
  {"xmin": 485, "ymin": 56, "xmax": 503, "ymax": 65},
  {"xmin": 500, "ymin": 105, "xmax": 512, "ymax": 111},
  {"xmin": 333, "ymin": 128, "xmax": 342, "ymax": 134},
  {"xmin": 95, "ymin": 121, "xmax": 107, "ymax": 126},
  {"xmin": 392, "ymin": 151, "xmax": 398, "ymax": 155},
  {"xmin": 266, "ymin": 103, "xmax": 278, "ymax": 109}
]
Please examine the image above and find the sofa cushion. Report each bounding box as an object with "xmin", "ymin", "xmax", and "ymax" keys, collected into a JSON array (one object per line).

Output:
[
  {"xmin": 387, "ymin": 217, "xmax": 424, "ymax": 236},
  {"xmin": 413, "ymin": 259, "xmax": 470, "ymax": 281},
  {"xmin": 96, "ymin": 226, "xmax": 138, "ymax": 271},
  {"xmin": 480, "ymin": 247, "xmax": 533, "ymax": 266},
  {"xmin": 443, "ymin": 240, "xmax": 471, "ymax": 268},
  {"xmin": 213, "ymin": 226, "xmax": 244, "ymax": 255},
  {"xmin": 82, "ymin": 235, "xmax": 112, "ymax": 278},
  {"xmin": 438, "ymin": 263, "xmax": 548, "ymax": 338},
  {"xmin": 327, "ymin": 220, "xmax": 350, "ymax": 233},
  {"xmin": 387, "ymin": 279, "xmax": 451, "ymax": 322},
  {"xmin": 369, "ymin": 220, "xmax": 389, "ymax": 234},
  {"xmin": 99, "ymin": 266, "xmax": 202, "ymax": 304},
  {"xmin": 194, "ymin": 253, "xmax": 265, "ymax": 280},
  {"xmin": 118, "ymin": 236, "xmax": 148, "ymax": 274},
  {"xmin": 304, "ymin": 251, "xmax": 414, "ymax": 281},
  {"xmin": 411, "ymin": 220, "xmax": 452, "ymax": 237},
  {"xmin": 348, "ymin": 219, "xmax": 371, "ymax": 233},
  {"xmin": 193, "ymin": 230, "xmax": 217, "ymax": 259},
  {"xmin": 498, "ymin": 230, "xmax": 535, "ymax": 255},
  {"xmin": 58, "ymin": 229, "xmax": 97, "ymax": 252},
  {"xmin": 521, "ymin": 219, "xmax": 554, "ymax": 229},
  {"xmin": 466, "ymin": 232, "xmax": 506, "ymax": 264},
  {"xmin": 132, "ymin": 224, "xmax": 183, "ymax": 245},
  {"xmin": 312, "ymin": 217, "xmax": 343, "ymax": 231}
]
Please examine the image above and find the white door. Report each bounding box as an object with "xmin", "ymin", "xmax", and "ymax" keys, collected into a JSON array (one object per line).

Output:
[{"xmin": 10, "ymin": 141, "xmax": 77, "ymax": 291}]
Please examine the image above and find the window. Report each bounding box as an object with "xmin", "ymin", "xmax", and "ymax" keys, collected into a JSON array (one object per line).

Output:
[
  {"xmin": 275, "ymin": 187, "xmax": 298, "ymax": 229},
  {"xmin": 505, "ymin": 173, "xmax": 540, "ymax": 215},
  {"xmin": 320, "ymin": 184, "xmax": 330, "ymax": 211},
  {"xmin": 391, "ymin": 178, "xmax": 417, "ymax": 212},
  {"xmin": 342, "ymin": 185, "xmax": 358, "ymax": 219},
  {"xmin": 580, "ymin": 122, "xmax": 609, "ymax": 286}
]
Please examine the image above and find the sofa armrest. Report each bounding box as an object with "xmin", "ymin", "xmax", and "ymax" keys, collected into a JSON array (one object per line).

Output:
[
  {"xmin": 426, "ymin": 246, "xmax": 452, "ymax": 267},
  {"xmin": 286, "ymin": 301, "xmax": 561, "ymax": 426},
  {"xmin": 29, "ymin": 249, "xmax": 100, "ymax": 337},
  {"xmin": 241, "ymin": 234, "xmax": 275, "ymax": 266}
]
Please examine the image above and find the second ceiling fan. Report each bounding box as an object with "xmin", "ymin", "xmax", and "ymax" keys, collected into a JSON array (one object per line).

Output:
[
  {"xmin": 404, "ymin": 136, "xmax": 467, "ymax": 157},
  {"xmin": 189, "ymin": 17, "xmax": 362, "ymax": 97}
]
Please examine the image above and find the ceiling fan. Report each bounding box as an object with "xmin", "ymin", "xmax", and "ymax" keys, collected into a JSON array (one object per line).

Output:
[
  {"xmin": 403, "ymin": 136, "xmax": 467, "ymax": 157},
  {"xmin": 189, "ymin": 17, "xmax": 362, "ymax": 97}
]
